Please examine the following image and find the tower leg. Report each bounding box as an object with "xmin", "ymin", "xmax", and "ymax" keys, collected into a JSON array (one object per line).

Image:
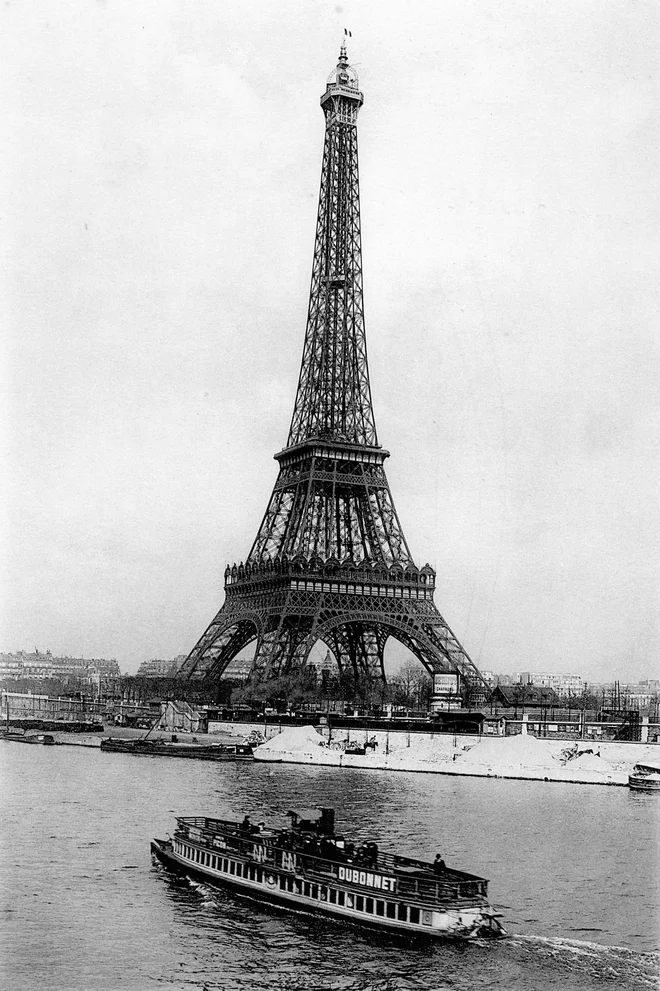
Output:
[
  {"xmin": 348, "ymin": 626, "xmax": 386, "ymax": 681},
  {"xmin": 251, "ymin": 621, "xmax": 314, "ymax": 681},
  {"xmin": 183, "ymin": 619, "xmax": 257, "ymax": 680}
]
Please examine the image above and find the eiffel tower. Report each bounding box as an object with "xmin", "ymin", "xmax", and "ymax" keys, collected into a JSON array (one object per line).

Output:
[{"xmin": 179, "ymin": 44, "xmax": 486, "ymax": 701}]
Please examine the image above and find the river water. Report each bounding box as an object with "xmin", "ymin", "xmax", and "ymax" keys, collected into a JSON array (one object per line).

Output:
[{"xmin": 1, "ymin": 744, "xmax": 658, "ymax": 991}]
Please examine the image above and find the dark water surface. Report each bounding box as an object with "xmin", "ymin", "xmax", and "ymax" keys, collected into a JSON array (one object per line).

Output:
[{"xmin": 1, "ymin": 744, "xmax": 658, "ymax": 990}]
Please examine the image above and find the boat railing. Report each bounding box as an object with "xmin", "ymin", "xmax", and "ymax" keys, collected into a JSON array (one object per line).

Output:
[
  {"xmin": 299, "ymin": 858, "xmax": 484, "ymax": 904},
  {"xmin": 174, "ymin": 818, "xmax": 487, "ymax": 903}
]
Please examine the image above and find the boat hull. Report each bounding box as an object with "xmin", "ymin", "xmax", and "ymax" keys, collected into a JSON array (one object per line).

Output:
[
  {"xmin": 629, "ymin": 773, "xmax": 660, "ymax": 791},
  {"xmin": 1, "ymin": 732, "xmax": 55, "ymax": 745},
  {"xmin": 150, "ymin": 837, "xmax": 505, "ymax": 940},
  {"xmin": 101, "ymin": 739, "xmax": 253, "ymax": 761}
]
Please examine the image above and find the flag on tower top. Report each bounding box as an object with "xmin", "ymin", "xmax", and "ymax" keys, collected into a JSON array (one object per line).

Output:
[{"xmin": 344, "ymin": 28, "xmax": 352, "ymax": 37}]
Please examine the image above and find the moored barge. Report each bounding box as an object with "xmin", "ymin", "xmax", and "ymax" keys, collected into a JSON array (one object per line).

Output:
[
  {"xmin": 151, "ymin": 808, "xmax": 505, "ymax": 939},
  {"xmin": 1, "ymin": 731, "xmax": 56, "ymax": 745},
  {"xmin": 101, "ymin": 738, "xmax": 253, "ymax": 761}
]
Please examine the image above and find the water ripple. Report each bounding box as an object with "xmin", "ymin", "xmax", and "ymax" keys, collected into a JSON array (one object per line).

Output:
[{"xmin": 1, "ymin": 746, "xmax": 658, "ymax": 991}]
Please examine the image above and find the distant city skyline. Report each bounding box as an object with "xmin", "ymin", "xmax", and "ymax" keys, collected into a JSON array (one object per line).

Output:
[
  {"xmin": 1, "ymin": 647, "xmax": 658, "ymax": 695},
  {"xmin": 4, "ymin": 4, "xmax": 658, "ymax": 683}
]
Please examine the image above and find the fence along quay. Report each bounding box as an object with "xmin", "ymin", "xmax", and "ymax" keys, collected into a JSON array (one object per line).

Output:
[{"xmin": 151, "ymin": 808, "xmax": 505, "ymax": 939}]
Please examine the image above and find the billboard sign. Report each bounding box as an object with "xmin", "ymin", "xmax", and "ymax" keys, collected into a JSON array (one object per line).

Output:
[{"xmin": 433, "ymin": 673, "xmax": 459, "ymax": 695}]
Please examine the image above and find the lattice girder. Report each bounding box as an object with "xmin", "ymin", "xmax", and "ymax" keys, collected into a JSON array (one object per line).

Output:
[
  {"xmin": 287, "ymin": 56, "xmax": 374, "ymax": 449},
  {"xmin": 182, "ymin": 562, "xmax": 486, "ymax": 690},
  {"xmin": 180, "ymin": 46, "xmax": 488, "ymax": 699},
  {"xmin": 181, "ymin": 617, "xmax": 260, "ymax": 681},
  {"xmin": 249, "ymin": 449, "xmax": 413, "ymax": 568},
  {"xmin": 250, "ymin": 620, "xmax": 314, "ymax": 682}
]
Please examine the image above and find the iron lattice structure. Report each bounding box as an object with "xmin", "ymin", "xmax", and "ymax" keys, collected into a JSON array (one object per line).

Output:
[{"xmin": 180, "ymin": 46, "xmax": 486, "ymax": 698}]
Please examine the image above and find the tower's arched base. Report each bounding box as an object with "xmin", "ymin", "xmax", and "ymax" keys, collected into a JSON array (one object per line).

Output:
[{"xmin": 179, "ymin": 559, "xmax": 484, "ymax": 701}]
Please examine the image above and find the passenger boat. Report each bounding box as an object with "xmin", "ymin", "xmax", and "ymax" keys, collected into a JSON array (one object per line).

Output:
[
  {"xmin": 101, "ymin": 738, "xmax": 253, "ymax": 761},
  {"xmin": 151, "ymin": 808, "xmax": 506, "ymax": 939},
  {"xmin": 628, "ymin": 762, "xmax": 660, "ymax": 791}
]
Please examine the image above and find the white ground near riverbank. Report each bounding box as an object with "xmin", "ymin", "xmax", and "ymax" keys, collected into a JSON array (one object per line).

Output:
[{"xmin": 253, "ymin": 725, "xmax": 660, "ymax": 786}]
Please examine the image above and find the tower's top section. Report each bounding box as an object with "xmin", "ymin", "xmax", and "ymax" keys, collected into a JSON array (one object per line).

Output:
[
  {"xmin": 320, "ymin": 43, "xmax": 364, "ymax": 123},
  {"xmin": 284, "ymin": 43, "xmax": 377, "ymax": 455}
]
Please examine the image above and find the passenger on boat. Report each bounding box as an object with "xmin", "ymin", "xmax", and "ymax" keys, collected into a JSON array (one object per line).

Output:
[
  {"xmin": 319, "ymin": 837, "xmax": 340, "ymax": 860},
  {"xmin": 434, "ymin": 854, "xmax": 446, "ymax": 873},
  {"xmin": 356, "ymin": 843, "xmax": 369, "ymax": 863},
  {"xmin": 241, "ymin": 815, "xmax": 252, "ymax": 832},
  {"xmin": 353, "ymin": 842, "xmax": 377, "ymax": 867}
]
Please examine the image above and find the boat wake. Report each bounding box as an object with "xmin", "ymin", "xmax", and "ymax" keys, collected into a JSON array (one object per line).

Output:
[
  {"xmin": 170, "ymin": 873, "xmax": 660, "ymax": 990},
  {"xmin": 506, "ymin": 933, "xmax": 660, "ymax": 990}
]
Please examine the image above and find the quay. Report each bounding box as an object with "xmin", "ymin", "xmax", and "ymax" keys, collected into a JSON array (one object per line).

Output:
[
  {"xmin": 4, "ymin": 717, "xmax": 656, "ymax": 788},
  {"xmin": 3, "ymin": 689, "xmax": 658, "ymax": 785},
  {"xmin": 246, "ymin": 724, "xmax": 660, "ymax": 787}
]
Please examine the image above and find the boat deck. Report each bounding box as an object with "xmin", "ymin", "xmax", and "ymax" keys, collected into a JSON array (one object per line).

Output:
[{"xmin": 173, "ymin": 815, "xmax": 487, "ymax": 908}]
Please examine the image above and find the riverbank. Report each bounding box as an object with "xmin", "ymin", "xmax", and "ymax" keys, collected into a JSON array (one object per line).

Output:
[
  {"xmin": 5, "ymin": 721, "xmax": 658, "ymax": 786},
  {"xmin": 252, "ymin": 725, "xmax": 660, "ymax": 786}
]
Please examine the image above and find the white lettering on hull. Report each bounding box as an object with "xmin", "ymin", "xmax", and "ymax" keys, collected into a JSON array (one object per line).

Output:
[
  {"xmin": 338, "ymin": 866, "xmax": 397, "ymax": 893},
  {"xmin": 281, "ymin": 852, "xmax": 296, "ymax": 872}
]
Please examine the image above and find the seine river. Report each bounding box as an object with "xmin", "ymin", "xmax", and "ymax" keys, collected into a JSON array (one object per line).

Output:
[{"xmin": 1, "ymin": 744, "xmax": 659, "ymax": 991}]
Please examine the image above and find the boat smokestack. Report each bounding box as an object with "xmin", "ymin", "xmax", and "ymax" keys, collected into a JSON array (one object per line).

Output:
[{"xmin": 319, "ymin": 808, "xmax": 335, "ymax": 835}]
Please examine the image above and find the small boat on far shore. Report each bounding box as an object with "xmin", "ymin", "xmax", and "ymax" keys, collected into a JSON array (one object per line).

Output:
[
  {"xmin": 1, "ymin": 731, "xmax": 55, "ymax": 745},
  {"xmin": 100, "ymin": 737, "xmax": 253, "ymax": 761},
  {"xmin": 628, "ymin": 762, "xmax": 660, "ymax": 791}
]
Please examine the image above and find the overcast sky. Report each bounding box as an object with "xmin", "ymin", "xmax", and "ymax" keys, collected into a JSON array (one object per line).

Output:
[{"xmin": 2, "ymin": 0, "xmax": 659, "ymax": 680}]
